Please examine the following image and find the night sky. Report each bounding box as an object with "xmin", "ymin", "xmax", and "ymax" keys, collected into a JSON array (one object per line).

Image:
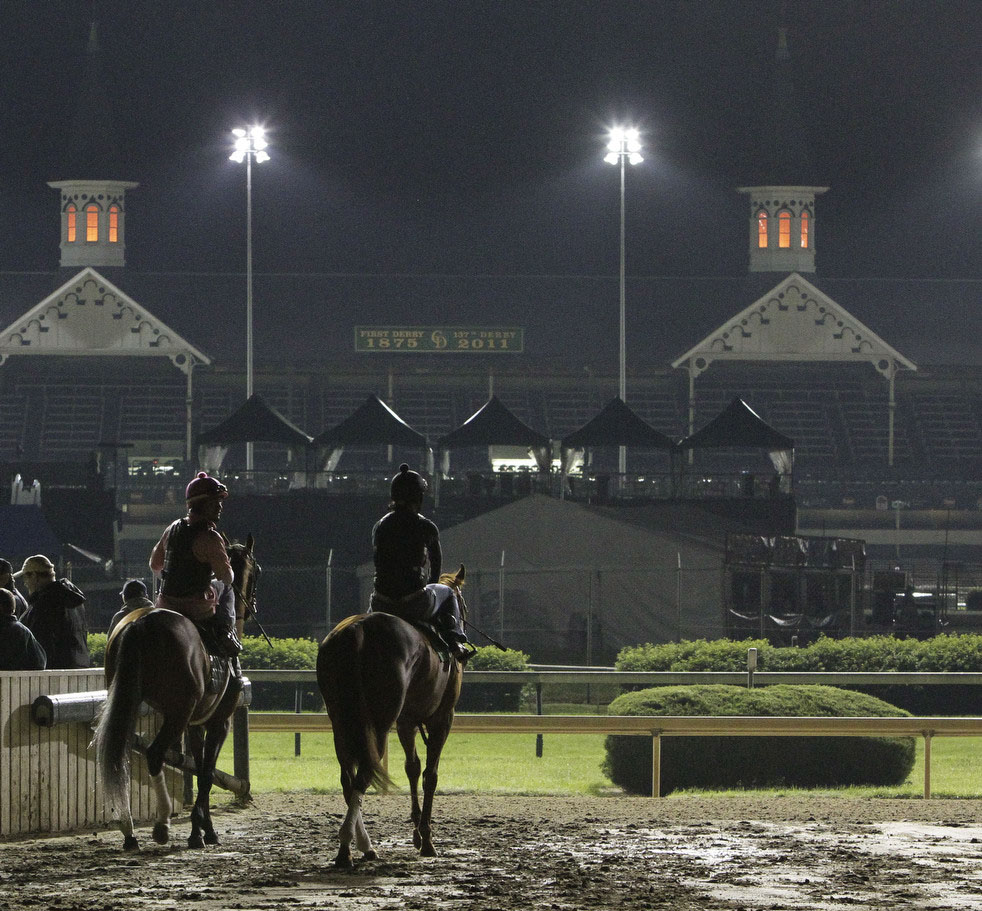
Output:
[{"xmin": 0, "ymin": 1, "xmax": 980, "ymax": 352}]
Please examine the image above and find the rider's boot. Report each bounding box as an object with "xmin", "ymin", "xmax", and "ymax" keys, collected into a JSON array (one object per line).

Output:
[{"xmin": 212, "ymin": 618, "xmax": 243, "ymax": 659}]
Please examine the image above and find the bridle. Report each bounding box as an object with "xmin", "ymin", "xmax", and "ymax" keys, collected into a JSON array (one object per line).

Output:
[{"xmin": 230, "ymin": 546, "xmax": 261, "ymax": 617}]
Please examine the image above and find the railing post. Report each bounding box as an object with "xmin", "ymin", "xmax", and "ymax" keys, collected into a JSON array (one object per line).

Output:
[
  {"xmin": 747, "ymin": 647, "xmax": 757, "ymax": 689},
  {"xmin": 651, "ymin": 732, "xmax": 661, "ymax": 798},
  {"xmin": 233, "ymin": 704, "xmax": 251, "ymax": 791},
  {"xmin": 923, "ymin": 731, "xmax": 932, "ymax": 799},
  {"xmin": 295, "ymin": 685, "xmax": 302, "ymax": 757},
  {"xmin": 535, "ymin": 682, "xmax": 543, "ymax": 758}
]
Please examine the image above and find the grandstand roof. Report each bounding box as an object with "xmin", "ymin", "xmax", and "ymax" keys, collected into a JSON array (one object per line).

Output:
[
  {"xmin": 672, "ymin": 272, "xmax": 917, "ymax": 378},
  {"xmin": 0, "ymin": 268, "xmax": 976, "ymax": 377},
  {"xmin": 0, "ymin": 267, "xmax": 209, "ymax": 375}
]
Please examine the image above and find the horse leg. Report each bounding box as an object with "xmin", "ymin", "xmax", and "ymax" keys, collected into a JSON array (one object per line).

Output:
[
  {"xmin": 144, "ymin": 712, "xmax": 190, "ymax": 846},
  {"xmin": 417, "ymin": 722, "xmax": 452, "ymax": 857},
  {"xmin": 397, "ymin": 720, "xmax": 423, "ymax": 849},
  {"xmin": 188, "ymin": 698, "xmax": 236, "ymax": 849}
]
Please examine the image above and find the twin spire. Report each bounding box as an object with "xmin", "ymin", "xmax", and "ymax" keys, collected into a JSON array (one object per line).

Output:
[{"xmin": 48, "ymin": 22, "xmax": 137, "ymax": 269}]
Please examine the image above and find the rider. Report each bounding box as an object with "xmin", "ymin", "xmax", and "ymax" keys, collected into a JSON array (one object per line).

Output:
[
  {"xmin": 371, "ymin": 463, "xmax": 472, "ymax": 663},
  {"xmin": 149, "ymin": 471, "xmax": 242, "ymax": 659}
]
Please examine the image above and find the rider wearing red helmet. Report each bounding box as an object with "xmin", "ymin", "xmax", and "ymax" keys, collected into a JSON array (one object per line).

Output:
[
  {"xmin": 371, "ymin": 464, "xmax": 471, "ymax": 662},
  {"xmin": 149, "ymin": 471, "xmax": 241, "ymax": 658}
]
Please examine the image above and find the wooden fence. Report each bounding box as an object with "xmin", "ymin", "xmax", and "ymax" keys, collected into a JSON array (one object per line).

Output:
[
  {"xmin": 0, "ymin": 670, "xmax": 182, "ymax": 837},
  {"xmin": 245, "ymin": 709, "xmax": 982, "ymax": 798}
]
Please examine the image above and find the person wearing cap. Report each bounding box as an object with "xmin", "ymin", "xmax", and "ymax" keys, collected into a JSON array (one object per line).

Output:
[
  {"xmin": 0, "ymin": 558, "xmax": 29, "ymax": 617},
  {"xmin": 108, "ymin": 579, "xmax": 156, "ymax": 636},
  {"xmin": 149, "ymin": 471, "xmax": 241, "ymax": 659},
  {"xmin": 15, "ymin": 554, "xmax": 89, "ymax": 669},
  {"xmin": 0, "ymin": 589, "xmax": 46, "ymax": 671},
  {"xmin": 371, "ymin": 463, "xmax": 472, "ymax": 662}
]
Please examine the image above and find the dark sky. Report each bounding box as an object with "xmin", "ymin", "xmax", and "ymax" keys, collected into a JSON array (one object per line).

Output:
[{"xmin": 1, "ymin": 0, "xmax": 980, "ymax": 285}]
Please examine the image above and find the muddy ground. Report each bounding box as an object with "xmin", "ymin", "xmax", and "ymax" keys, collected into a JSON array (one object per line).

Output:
[{"xmin": 3, "ymin": 792, "xmax": 982, "ymax": 910}]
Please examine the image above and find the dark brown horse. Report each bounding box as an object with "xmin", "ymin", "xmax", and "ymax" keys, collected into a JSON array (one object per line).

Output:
[
  {"xmin": 316, "ymin": 566, "xmax": 467, "ymax": 867},
  {"xmin": 91, "ymin": 536, "xmax": 258, "ymax": 851}
]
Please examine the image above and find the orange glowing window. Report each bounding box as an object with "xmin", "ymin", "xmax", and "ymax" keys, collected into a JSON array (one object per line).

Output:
[
  {"xmin": 109, "ymin": 205, "xmax": 119, "ymax": 243},
  {"xmin": 67, "ymin": 205, "xmax": 77, "ymax": 242},
  {"xmin": 800, "ymin": 210, "xmax": 810, "ymax": 248},
  {"xmin": 85, "ymin": 204, "xmax": 99, "ymax": 242},
  {"xmin": 757, "ymin": 210, "xmax": 768, "ymax": 248},
  {"xmin": 779, "ymin": 211, "xmax": 791, "ymax": 248}
]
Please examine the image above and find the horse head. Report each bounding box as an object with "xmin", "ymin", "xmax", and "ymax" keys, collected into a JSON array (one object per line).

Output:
[{"xmin": 228, "ymin": 533, "xmax": 260, "ymax": 617}]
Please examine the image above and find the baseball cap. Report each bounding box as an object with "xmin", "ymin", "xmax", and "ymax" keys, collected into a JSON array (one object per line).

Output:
[{"xmin": 13, "ymin": 554, "xmax": 56, "ymax": 579}]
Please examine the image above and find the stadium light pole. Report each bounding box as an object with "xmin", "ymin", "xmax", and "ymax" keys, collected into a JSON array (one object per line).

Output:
[
  {"xmin": 230, "ymin": 125, "xmax": 270, "ymax": 473},
  {"xmin": 604, "ymin": 127, "xmax": 643, "ymax": 478}
]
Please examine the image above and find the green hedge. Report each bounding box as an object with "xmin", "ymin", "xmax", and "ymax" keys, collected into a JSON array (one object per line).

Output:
[
  {"xmin": 602, "ymin": 684, "xmax": 915, "ymax": 795},
  {"xmin": 86, "ymin": 634, "xmax": 529, "ymax": 711},
  {"xmin": 616, "ymin": 635, "xmax": 982, "ymax": 715},
  {"xmin": 456, "ymin": 646, "xmax": 532, "ymax": 711}
]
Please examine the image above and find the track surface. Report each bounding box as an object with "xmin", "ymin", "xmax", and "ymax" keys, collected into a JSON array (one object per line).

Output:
[{"xmin": 2, "ymin": 793, "xmax": 982, "ymax": 910}]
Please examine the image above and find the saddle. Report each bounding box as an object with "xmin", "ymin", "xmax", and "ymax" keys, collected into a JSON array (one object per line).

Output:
[{"xmin": 369, "ymin": 589, "xmax": 454, "ymax": 664}]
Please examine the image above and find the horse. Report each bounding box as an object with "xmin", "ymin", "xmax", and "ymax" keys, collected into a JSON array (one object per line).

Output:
[
  {"xmin": 316, "ymin": 565, "xmax": 468, "ymax": 868},
  {"xmin": 91, "ymin": 535, "xmax": 259, "ymax": 851}
]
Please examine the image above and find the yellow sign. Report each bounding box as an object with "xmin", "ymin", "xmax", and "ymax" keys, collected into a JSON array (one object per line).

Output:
[{"xmin": 355, "ymin": 326, "xmax": 524, "ymax": 353}]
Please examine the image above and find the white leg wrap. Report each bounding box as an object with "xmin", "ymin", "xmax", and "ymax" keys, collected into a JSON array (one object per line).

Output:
[
  {"xmin": 151, "ymin": 771, "xmax": 172, "ymax": 827},
  {"xmin": 355, "ymin": 811, "xmax": 374, "ymax": 854},
  {"xmin": 339, "ymin": 790, "xmax": 364, "ymax": 850}
]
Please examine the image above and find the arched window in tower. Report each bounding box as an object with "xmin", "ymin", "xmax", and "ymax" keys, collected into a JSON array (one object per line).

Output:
[
  {"xmin": 757, "ymin": 210, "xmax": 768, "ymax": 248},
  {"xmin": 67, "ymin": 205, "xmax": 77, "ymax": 243},
  {"xmin": 109, "ymin": 205, "xmax": 119, "ymax": 243},
  {"xmin": 778, "ymin": 211, "xmax": 791, "ymax": 248},
  {"xmin": 800, "ymin": 210, "xmax": 810, "ymax": 249},
  {"xmin": 85, "ymin": 204, "xmax": 99, "ymax": 242}
]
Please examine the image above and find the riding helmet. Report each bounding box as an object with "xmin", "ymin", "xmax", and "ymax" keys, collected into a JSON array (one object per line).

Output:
[
  {"xmin": 185, "ymin": 471, "xmax": 229, "ymax": 504},
  {"xmin": 390, "ymin": 463, "xmax": 427, "ymax": 502}
]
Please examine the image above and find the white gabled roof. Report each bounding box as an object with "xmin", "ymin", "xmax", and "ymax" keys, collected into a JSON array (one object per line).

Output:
[
  {"xmin": 0, "ymin": 267, "xmax": 210, "ymax": 375},
  {"xmin": 672, "ymin": 272, "xmax": 916, "ymax": 378}
]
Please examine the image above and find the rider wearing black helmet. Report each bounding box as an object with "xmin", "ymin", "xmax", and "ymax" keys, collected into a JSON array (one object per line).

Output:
[{"xmin": 371, "ymin": 464, "xmax": 471, "ymax": 662}]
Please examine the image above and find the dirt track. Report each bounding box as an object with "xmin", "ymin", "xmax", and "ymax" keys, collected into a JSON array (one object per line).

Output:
[{"xmin": 3, "ymin": 792, "xmax": 982, "ymax": 910}]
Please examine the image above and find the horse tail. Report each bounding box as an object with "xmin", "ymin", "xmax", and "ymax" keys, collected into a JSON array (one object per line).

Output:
[
  {"xmin": 91, "ymin": 622, "xmax": 145, "ymax": 813},
  {"xmin": 321, "ymin": 621, "xmax": 393, "ymax": 793}
]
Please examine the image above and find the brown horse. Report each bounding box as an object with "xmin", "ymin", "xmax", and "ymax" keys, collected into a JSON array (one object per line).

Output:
[
  {"xmin": 91, "ymin": 536, "xmax": 259, "ymax": 851},
  {"xmin": 316, "ymin": 566, "xmax": 467, "ymax": 868}
]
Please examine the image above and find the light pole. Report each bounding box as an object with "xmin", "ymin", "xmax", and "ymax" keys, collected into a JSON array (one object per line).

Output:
[
  {"xmin": 230, "ymin": 125, "xmax": 270, "ymax": 473},
  {"xmin": 604, "ymin": 126, "xmax": 643, "ymax": 478}
]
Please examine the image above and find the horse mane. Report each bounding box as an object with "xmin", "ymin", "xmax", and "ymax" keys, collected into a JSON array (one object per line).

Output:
[
  {"xmin": 327, "ymin": 613, "xmax": 364, "ymax": 640},
  {"xmin": 437, "ymin": 564, "xmax": 465, "ymax": 590}
]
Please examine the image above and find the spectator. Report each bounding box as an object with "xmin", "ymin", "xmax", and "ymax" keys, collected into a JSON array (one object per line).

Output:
[
  {"xmin": 0, "ymin": 589, "xmax": 46, "ymax": 670},
  {"xmin": 14, "ymin": 555, "xmax": 89, "ymax": 669},
  {"xmin": 0, "ymin": 558, "xmax": 29, "ymax": 617},
  {"xmin": 108, "ymin": 579, "xmax": 155, "ymax": 635}
]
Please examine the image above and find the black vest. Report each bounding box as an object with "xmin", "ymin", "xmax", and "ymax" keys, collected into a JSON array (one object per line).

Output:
[{"xmin": 161, "ymin": 518, "xmax": 214, "ymax": 597}]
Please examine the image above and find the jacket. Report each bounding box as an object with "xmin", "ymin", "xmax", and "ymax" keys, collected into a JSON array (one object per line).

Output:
[
  {"xmin": 0, "ymin": 614, "xmax": 47, "ymax": 670},
  {"xmin": 21, "ymin": 579, "xmax": 89, "ymax": 669}
]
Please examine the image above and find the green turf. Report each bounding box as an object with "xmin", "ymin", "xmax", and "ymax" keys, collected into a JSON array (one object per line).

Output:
[{"xmin": 245, "ymin": 730, "xmax": 982, "ymax": 798}]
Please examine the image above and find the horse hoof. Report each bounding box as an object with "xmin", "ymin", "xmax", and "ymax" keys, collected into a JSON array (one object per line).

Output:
[
  {"xmin": 333, "ymin": 850, "xmax": 353, "ymax": 870},
  {"xmin": 123, "ymin": 836, "xmax": 139, "ymax": 852},
  {"xmin": 151, "ymin": 823, "xmax": 169, "ymax": 845},
  {"xmin": 362, "ymin": 850, "xmax": 378, "ymax": 862},
  {"xmin": 205, "ymin": 832, "xmax": 220, "ymax": 846},
  {"xmin": 420, "ymin": 843, "xmax": 437, "ymax": 857},
  {"xmin": 188, "ymin": 834, "xmax": 204, "ymax": 849}
]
